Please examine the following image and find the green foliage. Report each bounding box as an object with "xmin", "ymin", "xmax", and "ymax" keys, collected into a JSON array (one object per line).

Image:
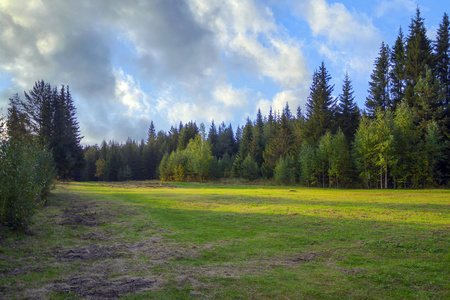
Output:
[
  {"xmin": 366, "ymin": 42, "xmax": 391, "ymax": 115},
  {"xmin": 159, "ymin": 134, "xmax": 214, "ymax": 182},
  {"xmin": 10, "ymin": 81, "xmax": 84, "ymax": 179},
  {"xmin": 329, "ymin": 130, "xmax": 352, "ymax": 187},
  {"xmin": 274, "ymin": 154, "xmax": 296, "ymax": 185},
  {"xmin": 337, "ymin": 73, "xmax": 360, "ymax": 142},
  {"xmin": 0, "ymin": 139, "xmax": 56, "ymax": 229},
  {"xmin": 240, "ymin": 155, "xmax": 259, "ymax": 181},
  {"xmin": 405, "ymin": 8, "xmax": 433, "ymax": 107},
  {"xmin": 298, "ymin": 142, "xmax": 317, "ymax": 186},
  {"xmin": 303, "ymin": 61, "xmax": 337, "ymax": 144},
  {"xmin": 353, "ymin": 116, "xmax": 378, "ymax": 188}
]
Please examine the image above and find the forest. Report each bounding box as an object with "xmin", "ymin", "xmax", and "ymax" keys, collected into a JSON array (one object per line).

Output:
[
  {"xmin": 1, "ymin": 9, "xmax": 449, "ymax": 198},
  {"xmin": 78, "ymin": 9, "xmax": 449, "ymax": 189}
]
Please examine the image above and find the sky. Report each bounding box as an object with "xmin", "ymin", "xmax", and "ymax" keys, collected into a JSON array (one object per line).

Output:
[{"xmin": 0, "ymin": 0, "xmax": 447, "ymax": 145}]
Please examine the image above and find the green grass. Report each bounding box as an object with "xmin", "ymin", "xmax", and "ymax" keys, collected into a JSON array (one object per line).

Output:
[{"xmin": 1, "ymin": 181, "xmax": 449, "ymax": 299}]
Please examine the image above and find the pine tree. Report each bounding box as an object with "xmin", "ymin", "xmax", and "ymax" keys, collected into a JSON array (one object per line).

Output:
[
  {"xmin": 56, "ymin": 85, "xmax": 84, "ymax": 179},
  {"xmin": 434, "ymin": 13, "xmax": 450, "ymax": 134},
  {"xmin": 21, "ymin": 80, "xmax": 54, "ymax": 143},
  {"xmin": 303, "ymin": 62, "xmax": 336, "ymax": 144},
  {"xmin": 217, "ymin": 123, "xmax": 236, "ymax": 157},
  {"xmin": 405, "ymin": 8, "xmax": 433, "ymax": 107},
  {"xmin": 366, "ymin": 42, "xmax": 391, "ymax": 115},
  {"xmin": 178, "ymin": 121, "xmax": 198, "ymax": 150},
  {"xmin": 239, "ymin": 118, "xmax": 253, "ymax": 158},
  {"xmin": 250, "ymin": 109, "xmax": 265, "ymax": 167},
  {"xmin": 262, "ymin": 104, "xmax": 294, "ymax": 178},
  {"xmin": 390, "ymin": 28, "xmax": 407, "ymax": 109},
  {"xmin": 7, "ymin": 94, "xmax": 29, "ymax": 140},
  {"xmin": 208, "ymin": 121, "xmax": 219, "ymax": 157},
  {"xmin": 414, "ymin": 66, "xmax": 445, "ymax": 133},
  {"xmin": 337, "ymin": 73, "xmax": 360, "ymax": 143}
]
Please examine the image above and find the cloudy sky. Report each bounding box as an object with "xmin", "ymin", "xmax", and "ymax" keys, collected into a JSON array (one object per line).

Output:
[{"xmin": 0, "ymin": 0, "xmax": 447, "ymax": 145}]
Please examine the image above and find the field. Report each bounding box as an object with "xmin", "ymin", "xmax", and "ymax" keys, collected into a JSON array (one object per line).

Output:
[{"xmin": 1, "ymin": 182, "xmax": 449, "ymax": 299}]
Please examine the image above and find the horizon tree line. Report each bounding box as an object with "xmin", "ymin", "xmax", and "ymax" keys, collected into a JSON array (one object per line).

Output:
[{"xmin": 4, "ymin": 8, "xmax": 449, "ymax": 188}]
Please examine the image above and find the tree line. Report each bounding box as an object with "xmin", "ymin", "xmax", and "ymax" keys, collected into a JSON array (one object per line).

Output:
[
  {"xmin": 3, "ymin": 8, "xmax": 449, "ymax": 190},
  {"xmin": 81, "ymin": 9, "xmax": 449, "ymax": 188}
]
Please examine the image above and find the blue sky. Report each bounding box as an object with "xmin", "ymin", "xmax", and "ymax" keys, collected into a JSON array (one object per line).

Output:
[{"xmin": 0, "ymin": 0, "xmax": 447, "ymax": 145}]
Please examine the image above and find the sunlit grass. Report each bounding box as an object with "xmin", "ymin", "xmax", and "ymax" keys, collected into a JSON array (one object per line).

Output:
[
  {"xmin": 64, "ymin": 182, "xmax": 449, "ymax": 226},
  {"xmin": 2, "ymin": 181, "xmax": 448, "ymax": 299}
]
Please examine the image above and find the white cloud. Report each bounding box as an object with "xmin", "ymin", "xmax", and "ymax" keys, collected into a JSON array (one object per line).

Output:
[
  {"xmin": 376, "ymin": 0, "xmax": 416, "ymax": 18},
  {"xmin": 213, "ymin": 84, "xmax": 248, "ymax": 107},
  {"xmin": 293, "ymin": 0, "xmax": 381, "ymax": 74},
  {"xmin": 113, "ymin": 68, "xmax": 150, "ymax": 118},
  {"xmin": 257, "ymin": 88, "xmax": 309, "ymax": 117},
  {"xmin": 189, "ymin": 0, "xmax": 309, "ymax": 89}
]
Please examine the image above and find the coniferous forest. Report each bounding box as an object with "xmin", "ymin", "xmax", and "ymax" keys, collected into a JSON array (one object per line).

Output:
[{"xmin": 2, "ymin": 9, "xmax": 450, "ymax": 191}]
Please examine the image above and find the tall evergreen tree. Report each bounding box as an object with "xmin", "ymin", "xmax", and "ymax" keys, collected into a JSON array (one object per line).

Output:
[
  {"xmin": 262, "ymin": 104, "xmax": 295, "ymax": 178},
  {"xmin": 414, "ymin": 66, "xmax": 445, "ymax": 133},
  {"xmin": 337, "ymin": 73, "xmax": 360, "ymax": 143},
  {"xmin": 12, "ymin": 81, "xmax": 83, "ymax": 179},
  {"xmin": 239, "ymin": 118, "xmax": 253, "ymax": 158},
  {"xmin": 250, "ymin": 109, "xmax": 265, "ymax": 167},
  {"xmin": 178, "ymin": 121, "xmax": 198, "ymax": 150},
  {"xmin": 7, "ymin": 94, "xmax": 29, "ymax": 140},
  {"xmin": 390, "ymin": 28, "xmax": 407, "ymax": 109},
  {"xmin": 303, "ymin": 62, "xmax": 336, "ymax": 144},
  {"xmin": 208, "ymin": 121, "xmax": 220, "ymax": 157},
  {"xmin": 366, "ymin": 42, "xmax": 391, "ymax": 115},
  {"xmin": 21, "ymin": 80, "xmax": 54, "ymax": 143},
  {"xmin": 434, "ymin": 13, "xmax": 450, "ymax": 134},
  {"xmin": 405, "ymin": 8, "xmax": 433, "ymax": 107},
  {"xmin": 54, "ymin": 85, "xmax": 84, "ymax": 179}
]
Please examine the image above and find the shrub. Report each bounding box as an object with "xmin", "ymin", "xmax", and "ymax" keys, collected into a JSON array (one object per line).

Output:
[{"xmin": 0, "ymin": 139, "xmax": 56, "ymax": 229}]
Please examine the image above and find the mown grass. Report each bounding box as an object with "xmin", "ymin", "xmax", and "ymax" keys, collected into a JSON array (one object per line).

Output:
[{"xmin": 1, "ymin": 181, "xmax": 449, "ymax": 299}]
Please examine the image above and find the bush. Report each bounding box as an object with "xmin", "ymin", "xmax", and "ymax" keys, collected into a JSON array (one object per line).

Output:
[{"xmin": 0, "ymin": 139, "xmax": 56, "ymax": 229}]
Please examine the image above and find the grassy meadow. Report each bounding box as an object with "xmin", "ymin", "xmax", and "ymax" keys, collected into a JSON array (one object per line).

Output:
[{"xmin": 1, "ymin": 182, "xmax": 449, "ymax": 299}]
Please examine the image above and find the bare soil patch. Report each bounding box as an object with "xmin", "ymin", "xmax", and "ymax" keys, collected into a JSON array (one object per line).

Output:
[{"xmin": 51, "ymin": 275, "xmax": 159, "ymax": 299}]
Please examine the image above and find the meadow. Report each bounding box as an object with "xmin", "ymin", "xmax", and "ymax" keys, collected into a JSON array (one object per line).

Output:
[{"xmin": 1, "ymin": 181, "xmax": 449, "ymax": 299}]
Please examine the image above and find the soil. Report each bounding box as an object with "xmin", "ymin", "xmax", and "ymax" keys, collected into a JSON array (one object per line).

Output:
[{"xmin": 51, "ymin": 275, "xmax": 158, "ymax": 299}]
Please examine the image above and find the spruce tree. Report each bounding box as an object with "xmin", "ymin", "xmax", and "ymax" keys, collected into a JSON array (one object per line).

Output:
[
  {"xmin": 262, "ymin": 104, "xmax": 295, "ymax": 178},
  {"xmin": 7, "ymin": 94, "xmax": 29, "ymax": 140},
  {"xmin": 239, "ymin": 118, "xmax": 253, "ymax": 158},
  {"xmin": 365, "ymin": 42, "xmax": 391, "ymax": 115},
  {"xmin": 22, "ymin": 80, "xmax": 54, "ymax": 143},
  {"xmin": 303, "ymin": 62, "xmax": 336, "ymax": 144},
  {"xmin": 57, "ymin": 86, "xmax": 84, "ymax": 179},
  {"xmin": 208, "ymin": 121, "xmax": 219, "ymax": 157},
  {"xmin": 434, "ymin": 13, "xmax": 450, "ymax": 128},
  {"xmin": 250, "ymin": 109, "xmax": 265, "ymax": 167},
  {"xmin": 337, "ymin": 73, "xmax": 360, "ymax": 143},
  {"xmin": 405, "ymin": 8, "xmax": 433, "ymax": 107},
  {"xmin": 390, "ymin": 28, "xmax": 407, "ymax": 109}
]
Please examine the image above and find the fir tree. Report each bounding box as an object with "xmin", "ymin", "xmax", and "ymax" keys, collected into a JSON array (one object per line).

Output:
[
  {"xmin": 390, "ymin": 28, "xmax": 407, "ymax": 109},
  {"xmin": 434, "ymin": 13, "xmax": 450, "ymax": 131},
  {"xmin": 337, "ymin": 73, "xmax": 360, "ymax": 143},
  {"xmin": 239, "ymin": 118, "xmax": 253, "ymax": 158},
  {"xmin": 262, "ymin": 104, "xmax": 295, "ymax": 178},
  {"xmin": 366, "ymin": 42, "xmax": 391, "ymax": 115},
  {"xmin": 405, "ymin": 8, "xmax": 433, "ymax": 107},
  {"xmin": 7, "ymin": 94, "xmax": 29, "ymax": 140},
  {"xmin": 250, "ymin": 109, "xmax": 265, "ymax": 167},
  {"xmin": 303, "ymin": 62, "xmax": 336, "ymax": 144},
  {"xmin": 208, "ymin": 121, "xmax": 220, "ymax": 157}
]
